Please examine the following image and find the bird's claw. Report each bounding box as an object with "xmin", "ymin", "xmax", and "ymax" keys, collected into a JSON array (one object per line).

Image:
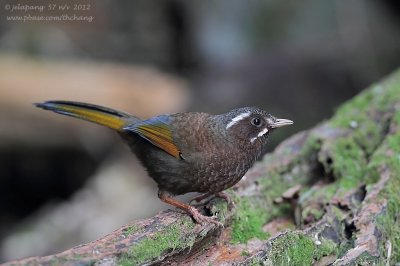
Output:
[{"xmin": 189, "ymin": 206, "xmax": 224, "ymax": 227}]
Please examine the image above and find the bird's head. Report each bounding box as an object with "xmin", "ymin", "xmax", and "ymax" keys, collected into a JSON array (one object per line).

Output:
[{"xmin": 221, "ymin": 107, "xmax": 293, "ymax": 146}]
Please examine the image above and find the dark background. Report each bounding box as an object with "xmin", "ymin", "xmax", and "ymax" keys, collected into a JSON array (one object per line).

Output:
[{"xmin": 0, "ymin": 0, "xmax": 399, "ymax": 261}]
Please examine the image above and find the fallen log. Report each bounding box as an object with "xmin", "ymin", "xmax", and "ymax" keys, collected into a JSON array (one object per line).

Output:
[{"xmin": 4, "ymin": 69, "xmax": 400, "ymax": 266}]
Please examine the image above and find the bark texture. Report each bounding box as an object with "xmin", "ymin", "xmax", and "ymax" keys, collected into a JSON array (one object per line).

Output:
[{"xmin": 4, "ymin": 69, "xmax": 400, "ymax": 266}]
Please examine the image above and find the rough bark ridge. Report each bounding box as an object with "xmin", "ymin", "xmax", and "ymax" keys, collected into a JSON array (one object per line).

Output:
[{"xmin": 4, "ymin": 70, "xmax": 400, "ymax": 265}]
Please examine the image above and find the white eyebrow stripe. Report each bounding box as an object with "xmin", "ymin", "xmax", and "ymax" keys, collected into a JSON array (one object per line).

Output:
[
  {"xmin": 250, "ymin": 128, "xmax": 269, "ymax": 143},
  {"xmin": 226, "ymin": 112, "xmax": 251, "ymax": 129}
]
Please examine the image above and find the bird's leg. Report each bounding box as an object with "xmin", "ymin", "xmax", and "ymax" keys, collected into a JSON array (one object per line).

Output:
[
  {"xmin": 158, "ymin": 190, "xmax": 223, "ymax": 227},
  {"xmin": 189, "ymin": 192, "xmax": 235, "ymax": 208},
  {"xmin": 189, "ymin": 193, "xmax": 211, "ymax": 205},
  {"xmin": 215, "ymin": 191, "xmax": 235, "ymax": 208}
]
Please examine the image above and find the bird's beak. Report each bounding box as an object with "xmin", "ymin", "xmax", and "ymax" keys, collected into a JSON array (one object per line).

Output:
[{"xmin": 271, "ymin": 118, "xmax": 293, "ymax": 128}]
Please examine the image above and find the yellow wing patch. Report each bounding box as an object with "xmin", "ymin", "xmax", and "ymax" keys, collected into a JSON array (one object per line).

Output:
[{"xmin": 126, "ymin": 116, "xmax": 181, "ymax": 159}]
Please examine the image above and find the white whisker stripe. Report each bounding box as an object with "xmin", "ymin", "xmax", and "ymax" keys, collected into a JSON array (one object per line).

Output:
[
  {"xmin": 226, "ymin": 112, "xmax": 251, "ymax": 129},
  {"xmin": 250, "ymin": 128, "xmax": 269, "ymax": 143}
]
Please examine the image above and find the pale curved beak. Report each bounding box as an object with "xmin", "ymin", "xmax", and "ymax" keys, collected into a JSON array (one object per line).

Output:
[{"xmin": 271, "ymin": 118, "xmax": 293, "ymax": 128}]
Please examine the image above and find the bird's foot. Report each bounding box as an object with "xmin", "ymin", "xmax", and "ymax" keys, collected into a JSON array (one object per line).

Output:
[
  {"xmin": 215, "ymin": 192, "xmax": 236, "ymax": 209},
  {"xmin": 158, "ymin": 190, "xmax": 223, "ymax": 227},
  {"xmin": 188, "ymin": 206, "xmax": 224, "ymax": 227}
]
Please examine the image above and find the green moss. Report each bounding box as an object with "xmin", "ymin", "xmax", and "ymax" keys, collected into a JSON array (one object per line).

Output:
[
  {"xmin": 331, "ymin": 70, "xmax": 400, "ymax": 149},
  {"xmin": 351, "ymin": 252, "xmax": 381, "ymax": 265},
  {"xmin": 298, "ymin": 183, "xmax": 338, "ymax": 223},
  {"xmin": 230, "ymin": 170, "xmax": 295, "ymax": 244},
  {"xmin": 316, "ymin": 137, "xmax": 366, "ymax": 199},
  {"xmin": 260, "ymin": 70, "xmax": 400, "ymax": 265},
  {"xmin": 262, "ymin": 132, "xmax": 322, "ymax": 177},
  {"xmin": 117, "ymin": 219, "xmax": 195, "ymax": 265},
  {"xmin": 231, "ymin": 197, "xmax": 269, "ymax": 243},
  {"xmin": 244, "ymin": 135, "xmax": 324, "ymax": 233},
  {"xmin": 268, "ymin": 232, "xmax": 315, "ymax": 266},
  {"xmin": 337, "ymin": 240, "xmax": 354, "ymax": 258},
  {"xmin": 249, "ymin": 256, "xmax": 263, "ymax": 266},
  {"xmin": 370, "ymin": 125, "xmax": 400, "ymax": 264},
  {"xmin": 323, "ymin": 70, "xmax": 400, "ymax": 191},
  {"xmin": 122, "ymin": 225, "xmax": 140, "ymax": 237},
  {"xmin": 259, "ymin": 172, "xmax": 289, "ymax": 199},
  {"xmin": 364, "ymin": 108, "xmax": 400, "ymax": 264},
  {"xmin": 332, "ymin": 139, "xmax": 366, "ymax": 186},
  {"xmin": 118, "ymin": 257, "xmax": 134, "ymax": 266},
  {"xmin": 287, "ymin": 70, "xmax": 400, "ymax": 234},
  {"xmin": 301, "ymin": 183, "xmax": 337, "ymax": 205},
  {"xmin": 208, "ymin": 198, "xmax": 228, "ymax": 224},
  {"xmin": 330, "ymin": 205, "xmax": 348, "ymax": 222},
  {"xmin": 266, "ymin": 232, "xmax": 338, "ymax": 265},
  {"xmin": 301, "ymin": 205, "xmax": 324, "ymax": 222},
  {"xmin": 299, "ymin": 134, "xmax": 322, "ymax": 159},
  {"xmin": 313, "ymin": 238, "xmax": 338, "ymax": 261},
  {"xmin": 49, "ymin": 257, "xmax": 71, "ymax": 266},
  {"xmin": 331, "ymin": 91, "xmax": 374, "ymax": 129},
  {"xmin": 230, "ymin": 133, "xmax": 324, "ymax": 243},
  {"xmin": 376, "ymin": 193, "xmax": 400, "ymax": 264},
  {"xmin": 239, "ymin": 251, "xmax": 249, "ymax": 259}
]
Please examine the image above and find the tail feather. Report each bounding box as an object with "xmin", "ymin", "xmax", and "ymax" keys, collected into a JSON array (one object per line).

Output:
[{"xmin": 34, "ymin": 100, "xmax": 137, "ymax": 131}]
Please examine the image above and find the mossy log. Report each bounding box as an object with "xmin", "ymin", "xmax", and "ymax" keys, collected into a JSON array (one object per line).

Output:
[{"xmin": 5, "ymin": 70, "xmax": 400, "ymax": 266}]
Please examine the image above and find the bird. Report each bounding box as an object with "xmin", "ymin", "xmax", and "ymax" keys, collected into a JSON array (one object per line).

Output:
[{"xmin": 35, "ymin": 101, "xmax": 293, "ymax": 226}]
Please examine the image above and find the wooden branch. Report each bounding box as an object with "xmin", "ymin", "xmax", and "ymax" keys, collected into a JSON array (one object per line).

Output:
[{"xmin": 5, "ymin": 69, "xmax": 400, "ymax": 265}]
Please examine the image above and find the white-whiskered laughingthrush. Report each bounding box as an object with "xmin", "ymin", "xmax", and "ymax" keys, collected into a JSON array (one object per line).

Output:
[{"xmin": 35, "ymin": 101, "xmax": 293, "ymax": 225}]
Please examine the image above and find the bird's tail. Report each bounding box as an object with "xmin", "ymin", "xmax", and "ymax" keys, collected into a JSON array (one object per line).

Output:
[{"xmin": 34, "ymin": 100, "xmax": 138, "ymax": 131}]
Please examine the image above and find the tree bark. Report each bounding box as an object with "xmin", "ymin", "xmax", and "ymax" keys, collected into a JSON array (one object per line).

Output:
[{"xmin": 4, "ymin": 69, "xmax": 400, "ymax": 266}]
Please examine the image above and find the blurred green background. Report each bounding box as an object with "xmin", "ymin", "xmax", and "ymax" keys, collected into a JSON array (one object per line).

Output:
[{"xmin": 0, "ymin": 0, "xmax": 399, "ymax": 262}]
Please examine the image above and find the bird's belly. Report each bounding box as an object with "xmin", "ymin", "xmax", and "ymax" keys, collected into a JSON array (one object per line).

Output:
[
  {"xmin": 122, "ymin": 133, "xmax": 254, "ymax": 195},
  {"xmin": 143, "ymin": 150, "xmax": 249, "ymax": 195},
  {"xmin": 188, "ymin": 155, "xmax": 251, "ymax": 194},
  {"xmin": 158, "ymin": 168, "xmax": 245, "ymax": 196}
]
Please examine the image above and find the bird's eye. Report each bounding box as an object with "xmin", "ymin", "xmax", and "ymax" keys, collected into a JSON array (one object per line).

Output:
[{"xmin": 251, "ymin": 118, "xmax": 261, "ymax": 127}]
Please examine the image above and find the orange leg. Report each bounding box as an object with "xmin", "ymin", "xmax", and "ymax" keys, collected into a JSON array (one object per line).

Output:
[{"xmin": 158, "ymin": 190, "xmax": 223, "ymax": 227}]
